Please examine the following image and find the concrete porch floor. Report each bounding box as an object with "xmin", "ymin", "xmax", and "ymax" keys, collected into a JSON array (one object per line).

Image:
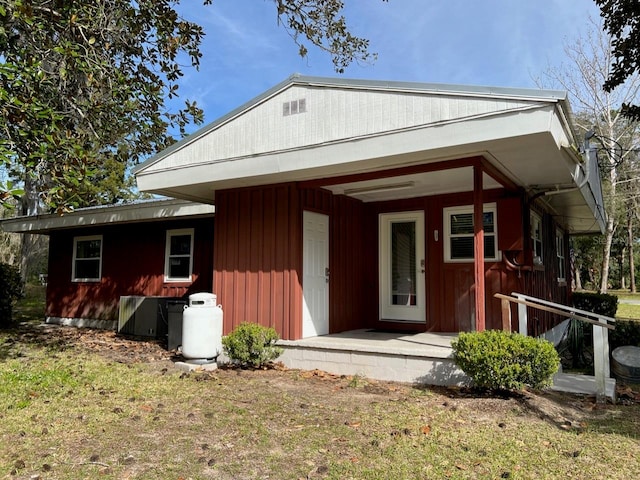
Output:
[
  {"xmin": 276, "ymin": 329, "xmax": 617, "ymax": 401},
  {"xmin": 277, "ymin": 329, "xmax": 469, "ymax": 386}
]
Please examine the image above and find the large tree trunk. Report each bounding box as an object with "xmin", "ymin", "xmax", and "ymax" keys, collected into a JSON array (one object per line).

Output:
[
  {"xmin": 599, "ymin": 215, "xmax": 615, "ymax": 293},
  {"xmin": 620, "ymin": 246, "xmax": 626, "ymax": 290},
  {"xmin": 629, "ymin": 212, "xmax": 636, "ymax": 293},
  {"xmin": 599, "ymin": 162, "xmax": 618, "ymax": 294},
  {"xmin": 19, "ymin": 174, "xmax": 42, "ymax": 283},
  {"xmin": 571, "ymin": 248, "xmax": 583, "ymax": 290}
]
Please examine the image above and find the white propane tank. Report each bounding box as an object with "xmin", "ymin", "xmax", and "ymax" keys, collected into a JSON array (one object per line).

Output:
[{"xmin": 181, "ymin": 292, "xmax": 223, "ymax": 361}]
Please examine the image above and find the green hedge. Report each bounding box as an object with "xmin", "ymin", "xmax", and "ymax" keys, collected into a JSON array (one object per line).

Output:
[
  {"xmin": 452, "ymin": 330, "xmax": 560, "ymax": 391},
  {"xmin": 572, "ymin": 292, "xmax": 618, "ymax": 318},
  {"xmin": 0, "ymin": 262, "xmax": 23, "ymax": 327},
  {"xmin": 610, "ymin": 319, "xmax": 640, "ymax": 350}
]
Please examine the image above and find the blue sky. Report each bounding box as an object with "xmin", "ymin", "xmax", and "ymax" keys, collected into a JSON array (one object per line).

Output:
[{"xmin": 173, "ymin": 0, "xmax": 602, "ymax": 132}]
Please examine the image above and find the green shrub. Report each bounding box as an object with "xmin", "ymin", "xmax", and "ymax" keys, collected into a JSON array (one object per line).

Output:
[
  {"xmin": 610, "ymin": 319, "xmax": 640, "ymax": 350},
  {"xmin": 451, "ymin": 330, "xmax": 560, "ymax": 391},
  {"xmin": 222, "ymin": 323, "xmax": 283, "ymax": 368},
  {"xmin": 572, "ymin": 292, "xmax": 618, "ymax": 318},
  {"xmin": 0, "ymin": 263, "xmax": 23, "ymax": 327}
]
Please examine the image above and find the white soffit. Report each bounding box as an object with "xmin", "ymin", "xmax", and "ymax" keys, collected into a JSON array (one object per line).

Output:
[{"xmin": 136, "ymin": 105, "xmax": 569, "ymax": 199}]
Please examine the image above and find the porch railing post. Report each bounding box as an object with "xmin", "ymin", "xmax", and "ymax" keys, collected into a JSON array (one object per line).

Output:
[
  {"xmin": 514, "ymin": 293, "xmax": 528, "ymax": 336},
  {"xmin": 500, "ymin": 298, "xmax": 512, "ymax": 333},
  {"xmin": 592, "ymin": 321, "xmax": 610, "ymax": 403}
]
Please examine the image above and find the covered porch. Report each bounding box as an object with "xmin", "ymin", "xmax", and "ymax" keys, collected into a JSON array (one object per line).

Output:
[{"xmin": 276, "ymin": 328, "xmax": 617, "ymax": 401}]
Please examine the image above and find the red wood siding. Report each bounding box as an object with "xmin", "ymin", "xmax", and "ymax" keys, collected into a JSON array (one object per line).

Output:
[
  {"xmin": 45, "ymin": 218, "xmax": 214, "ymax": 321},
  {"xmin": 213, "ymin": 185, "xmax": 302, "ymax": 340},
  {"xmin": 327, "ymin": 194, "xmax": 368, "ymax": 333},
  {"xmin": 521, "ymin": 209, "xmax": 569, "ymax": 335},
  {"xmin": 212, "ymin": 182, "xmax": 571, "ymax": 339}
]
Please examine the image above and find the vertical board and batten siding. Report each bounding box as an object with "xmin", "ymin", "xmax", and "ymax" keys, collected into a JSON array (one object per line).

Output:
[
  {"xmin": 143, "ymin": 84, "xmax": 541, "ymax": 174},
  {"xmin": 45, "ymin": 218, "xmax": 214, "ymax": 321},
  {"xmin": 213, "ymin": 185, "xmax": 302, "ymax": 340},
  {"xmin": 326, "ymin": 194, "xmax": 368, "ymax": 333},
  {"xmin": 213, "ymin": 182, "xmax": 571, "ymax": 340},
  {"xmin": 214, "ymin": 185, "xmax": 369, "ymax": 340},
  {"xmin": 521, "ymin": 210, "xmax": 570, "ymax": 336},
  {"xmin": 368, "ymin": 192, "xmax": 529, "ymax": 333}
]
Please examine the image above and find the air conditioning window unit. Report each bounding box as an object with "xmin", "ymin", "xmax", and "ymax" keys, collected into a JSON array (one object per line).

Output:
[{"xmin": 118, "ymin": 296, "xmax": 178, "ymax": 338}]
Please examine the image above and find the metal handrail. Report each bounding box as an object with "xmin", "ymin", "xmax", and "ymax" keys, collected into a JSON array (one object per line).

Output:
[{"xmin": 494, "ymin": 292, "xmax": 614, "ymax": 403}]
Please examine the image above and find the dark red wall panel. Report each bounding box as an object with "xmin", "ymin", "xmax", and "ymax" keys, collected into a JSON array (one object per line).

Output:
[
  {"xmin": 327, "ymin": 194, "xmax": 367, "ymax": 333},
  {"xmin": 213, "ymin": 184, "xmax": 302, "ymax": 340},
  {"xmin": 45, "ymin": 217, "xmax": 214, "ymax": 321}
]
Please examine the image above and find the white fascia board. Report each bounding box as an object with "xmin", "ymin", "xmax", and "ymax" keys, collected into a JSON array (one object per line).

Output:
[
  {"xmin": 136, "ymin": 106, "xmax": 562, "ymax": 194},
  {"xmin": 0, "ymin": 199, "xmax": 215, "ymax": 234}
]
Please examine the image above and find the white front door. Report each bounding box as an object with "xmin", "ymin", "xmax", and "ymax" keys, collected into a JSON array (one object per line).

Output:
[
  {"xmin": 379, "ymin": 211, "xmax": 426, "ymax": 322},
  {"xmin": 303, "ymin": 211, "xmax": 329, "ymax": 337}
]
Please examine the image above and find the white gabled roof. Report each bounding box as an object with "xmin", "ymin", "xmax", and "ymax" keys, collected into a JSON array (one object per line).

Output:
[
  {"xmin": 0, "ymin": 198, "xmax": 215, "ymax": 234},
  {"xmin": 134, "ymin": 75, "xmax": 571, "ymax": 176},
  {"xmin": 133, "ymin": 74, "xmax": 604, "ymax": 234}
]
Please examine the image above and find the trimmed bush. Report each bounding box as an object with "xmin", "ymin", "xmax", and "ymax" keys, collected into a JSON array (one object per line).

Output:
[
  {"xmin": 572, "ymin": 292, "xmax": 618, "ymax": 318},
  {"xmin": 0, "ymin": 262, "xmax": 23, "ymax": 327},
  {"xmin": 452, "ymin": 330, "xmax": 560, "ymax": 391},
  {"xmin": 610, "ymin": 319, "xmax": 640, "ymax": 350},
  {"xmin": 222, "ymin": 322, "xmax": 284, "ymax": 368}
]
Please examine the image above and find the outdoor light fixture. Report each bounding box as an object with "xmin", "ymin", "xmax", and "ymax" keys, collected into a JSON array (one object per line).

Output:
[{"xmin": 343, "ymin": 181, "xmax": 415, "ymax": 196}]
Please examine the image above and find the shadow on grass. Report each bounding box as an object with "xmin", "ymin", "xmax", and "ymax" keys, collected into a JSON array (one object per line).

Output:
[
  {"xmin": 0, "ymin": 322, "xmax": 73, "ymax": 361},
  {"xmin": 414, "ymin": 361, "xmax": 640, "ymax": 438}
]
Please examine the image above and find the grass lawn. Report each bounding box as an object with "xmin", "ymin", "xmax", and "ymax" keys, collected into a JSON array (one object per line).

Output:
[
  {"xmin": 609, "ymin": 290, "xmax": 640, "ymax": 321},
  {"xmin": 1, "ymin": 289, "xmax": 639, "ymax": 479}
]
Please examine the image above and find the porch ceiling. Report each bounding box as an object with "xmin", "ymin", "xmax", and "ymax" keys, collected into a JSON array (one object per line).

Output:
[{"xmin": 323, "ymin": 167, "xmax": 502, "ymax": 202}]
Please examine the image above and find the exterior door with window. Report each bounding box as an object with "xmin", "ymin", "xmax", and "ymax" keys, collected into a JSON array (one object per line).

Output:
[{"xmin": 379, "ymin": 211, "xmax": 425, "ymax": 322}]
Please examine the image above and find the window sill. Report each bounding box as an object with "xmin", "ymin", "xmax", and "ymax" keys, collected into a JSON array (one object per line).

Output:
[{"xmin": 164, "ymin": 279, "xmax": 193, "ymax": 284}]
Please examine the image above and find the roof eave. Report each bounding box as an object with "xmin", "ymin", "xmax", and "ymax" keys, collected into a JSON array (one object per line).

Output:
[{"xmin": 0, "ymin": 198, "xmax": 215, "ymax": 234}]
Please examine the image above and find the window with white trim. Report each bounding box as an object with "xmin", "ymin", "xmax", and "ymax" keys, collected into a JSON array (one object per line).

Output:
[
  {"xmin": 556, "ymin": 229, "xmax": 566, "ymax": 283},
  {"xmin": 165, "ymin": 228, "xmax": 194, "ymax": 282},
  {"xmin": 444, "ymin": 204, "xmax": 499, "ymax": 262},
  {"xmin": 531, "ymin": 212, "xmax": 543, "ymax": 266},
  {"xmin": 72, "ymin": 235, "xmax": 103, "ymax": 282}
]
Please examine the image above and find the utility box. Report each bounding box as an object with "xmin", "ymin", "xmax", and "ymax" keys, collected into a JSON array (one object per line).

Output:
[
  {"xmin": 118, "ymin": 296, "xmax": 174, "ymax": 338},
  {"xmin": 167, "ymin": 300, "xmax": 187, "ymax": 351}
]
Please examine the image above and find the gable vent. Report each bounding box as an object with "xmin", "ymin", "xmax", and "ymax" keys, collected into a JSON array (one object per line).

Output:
[{"xmin": 283, "ymin": 98, "xmax": 306, "ymax": 116}]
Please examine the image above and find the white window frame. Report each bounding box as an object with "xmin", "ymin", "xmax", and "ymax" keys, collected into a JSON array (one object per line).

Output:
[
  {"xmin": 72, "ymin": 235, "xmax": 103, "ymax": 282},
  {"xmin": 556, "ymin": 229, "xmax": 566, "ymax": 283},
  {"xmin": 164, "ymin": 228, "xmax": 194, "ymax": 283},
  {"xmin": 443, "ymin": 203, "xmax": 499, "ymax": 263},
  {"xmin": 531, "ymin": 212, "xmax": 543, "ymax": 266}
]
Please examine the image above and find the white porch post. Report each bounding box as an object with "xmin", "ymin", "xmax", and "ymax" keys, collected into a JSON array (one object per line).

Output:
[
  {"xmin": 592, "ymin": 322, "xmax": 610, "ymax": 404},
  {"xmin": 514, "ymin": 293, "xmax": 528, "ymax": 336}
]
